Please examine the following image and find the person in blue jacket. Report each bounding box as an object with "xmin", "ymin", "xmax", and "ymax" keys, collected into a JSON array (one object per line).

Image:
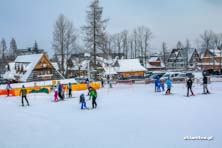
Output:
[
  {"xmin": 79, "ymin": 94, "xmax": 88, "ymax": 110},
  {"xmin": 154, "ymin": 77, "xmax": 160, "ymax": 92},
  {"xmin": 165, "ymin": 78, "xmax": 172, "ymax": 95},
  {"xmin": 160, "ymin": 79, "xmax": 165, "ymax": 92}
]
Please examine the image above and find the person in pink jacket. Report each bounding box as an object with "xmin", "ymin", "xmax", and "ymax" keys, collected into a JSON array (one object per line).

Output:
[{"xmin": 54, "ymin": 86, "xmax": 58, "ymax": 102}]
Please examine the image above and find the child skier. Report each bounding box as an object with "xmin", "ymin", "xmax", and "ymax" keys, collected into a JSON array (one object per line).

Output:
[
  {"xmin": 186, "ymin": 77, "xmax": 195, "ymax": 97},
  {"xmin": 165, "ymin": 78, "xmax": 172, "ymax": 95},
  {"xmin": 54, "ymin": 86, "xmax": 58, "ymax": 102},
  {"xmin": 79, "ymin": 94, "xmax": 88, "ymax": 110},
  {"xmin": 154, "ymin": 77, "xmax": 161, "ymax": 92},
  {"xmin": 160, "ymin": 79, "xmax": 165, "ymax": 92},
  {"xmin": 19, "ymin": 85, "xmax": 30, "ymax": 106},
  {"xmin": 89, "ymin": 87, "xmax": 97, "ymax": 109},
  {"xmin": 6, "ymin": 82, "xmax": 11, "ymax": 96}
]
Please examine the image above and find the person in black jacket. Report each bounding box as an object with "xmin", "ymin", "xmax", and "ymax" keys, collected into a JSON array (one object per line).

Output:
[
  {"xmin": 203, "ymin": 75, "xmax": 210, "ymax": 94},
  {"xmin": 187, "ymin": 78, "xmax": 195, "ymax": 97}
]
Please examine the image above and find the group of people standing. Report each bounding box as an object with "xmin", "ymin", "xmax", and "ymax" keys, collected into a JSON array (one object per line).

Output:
[
  {"xmin": 5, "ymin": 79, "xmax": 98, "ymax": 109},
  {"xmin": 54, "ymin": 82, "xmax": 73, "ymax": 102},
  {"xmin": 53, "ymin": 80, "xmax": 98, "ymax": 110},
  {"xmin": 154, "ymin": 74, "xmax": 210, "ymax": 97}
]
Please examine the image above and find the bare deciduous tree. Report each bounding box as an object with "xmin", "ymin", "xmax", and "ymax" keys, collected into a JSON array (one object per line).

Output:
[
  {"xmin": 200, "ymin": 30, "xmax": 214, "ymax": 49},
  {"xmin": 52, "ymin": 14, "xmax": 77, "ymax": 77}
]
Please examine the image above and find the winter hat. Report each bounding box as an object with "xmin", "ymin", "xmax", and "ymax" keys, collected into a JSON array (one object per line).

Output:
[{"xmin": 80, "ymin": 94, "xmax": 84, "ymax": 97}]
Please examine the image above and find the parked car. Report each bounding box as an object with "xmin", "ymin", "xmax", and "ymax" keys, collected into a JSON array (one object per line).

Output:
[
  {"xmin": 160, "ymin": 72, "xmax": 182, "ymax": 81},
  {"xmin": 144, "ymin": 71, "xmax": 153, "ymax": 78},
  {"xmin": 0, "ymin": 78, "xmax": 8, "ymax": 84},
  {"xmin": 145, "ymin": 72, "xmax": 165, "ymax": 84}
]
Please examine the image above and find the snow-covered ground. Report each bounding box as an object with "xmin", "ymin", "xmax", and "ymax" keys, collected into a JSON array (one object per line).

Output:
[{"xmin": 0, "ymin": 82, "xmax": 222, "ymax": 148}]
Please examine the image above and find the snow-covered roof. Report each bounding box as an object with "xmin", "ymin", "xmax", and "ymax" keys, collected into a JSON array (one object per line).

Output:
[
  {"xmin": 51, "ymin": 62, "xmax": 59, "ymax": 71},
  {"xmin": 15, "ymin": 54, "xmax": 43, "ymax": 63},
  {"xmin": 117, "ymin": 59, "xmax": 146, "ymax": 72},
  {"xmin": 147, "ymin": 63, "xmax": 165, "ymax": 69},
  {"xmin": 103, "ymin": 67, "xmax": 117, "ymax": 75},
  {"xmin": 15, "ymin": 54, "xmax": 43, "ymax": 82},
  {"xmin": 209, "ymin": 49, "xmax": 221, "ymax": 57},
  {"xmin": 149, "ymin": 57, "xmax": 159, "ymax": 62}
]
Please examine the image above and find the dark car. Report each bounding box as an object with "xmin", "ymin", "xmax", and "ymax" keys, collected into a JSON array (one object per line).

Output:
[{"xmin": 0, "ymin": 78, "xmax": 8, "ymax": 84}]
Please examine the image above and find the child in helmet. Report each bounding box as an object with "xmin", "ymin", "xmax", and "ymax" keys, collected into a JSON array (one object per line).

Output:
[{"xmin": 80, "ymin": 94, "xmax": 88, "ymax": 110}]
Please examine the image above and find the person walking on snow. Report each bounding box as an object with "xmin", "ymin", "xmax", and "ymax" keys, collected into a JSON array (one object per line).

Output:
[
  {"xmin": 154, "ymin": 77, "xmax": 160, "ymax": 92},
  {"xmin": 203, "ymin": 75, "xmax": 210, "ymax": 94},
  {"xmin": 79, "ymin": 94, "xmax": 88, "ymax": 110},
  {"xmin": 58, "ymin": 82, "xmax": 64, "ymax": 100},
  {"xmin": 160, "ymin": 79, "xmax": 165, "ymax": 92},
  {"xmin": 68, "ymin": 83, "xmax": 72, "ymax": 98},
  {"xmin": 165, "ymin": 78, "xmax": 172, "ymax": 95},
  {"xmin": 54, "ymin": 86, "xmax": 58, "ymax": 102},
  {"xmin": 20, "ymin": 85, "xmax": 30, "ymax": 106},
  {"xmin": 186, "ymin": 77, "xmax": 195, "ymax": 97},
  {"xmin": 89, "ymin": 87, "xmax": 97, "ymax": 109},
  {"xmin": 6, "ymin": 81, "xmax": 12, "ymax": 96}
]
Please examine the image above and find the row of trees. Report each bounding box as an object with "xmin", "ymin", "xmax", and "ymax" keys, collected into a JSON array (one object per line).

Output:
[
  {"xmin": 0, "ymin": 38, "xmax": 17, "ymax": 59},
  {"xmin": 52, "ymin": 0, "xmax": 153, "ymax": 76},
  {"xmin": 172, "ymin": 30, "xmax": 222, "ymax": 51},
  {"xmin": 52, "ymin": 0, "xmax": 222, "ymax": 77}
]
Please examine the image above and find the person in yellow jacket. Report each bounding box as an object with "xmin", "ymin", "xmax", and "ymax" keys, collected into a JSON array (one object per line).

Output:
[{"xmin": 20, "ymin": 85, "xmax": 30, "ymax": 106}]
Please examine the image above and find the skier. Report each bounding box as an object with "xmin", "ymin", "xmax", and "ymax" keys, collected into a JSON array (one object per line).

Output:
[
  {"xmin": 89, "ymin": 87, "xmax": 97, "ymax": 109},
  {"xmin": 54, "ymin": 86, "xmax": 58, "ymax": 102},
  {"xmin": 86, "ymin": 78, "xmax": 90, "ymax": 89},
  {"xmin": 58, "ymin": 82, "xmax": 64, "ymax": 100},
  {"xmin": 203, "ymin": 75, "xmax": 210, "ymax": 94},
  {"xmin": 101, "ymin": 78, "xmax": 104, "ymax": 88},
  {"xmin": 19, "ymin": 85, "xmax": 30, "ymax": 106},
  {"xmin": 79, "ymin": 93, "xmax": 88, "ymax": 110},
  {"xmin": 109, "ymin": 76, "xmax": 113, "ymax": 88},
  {"xmin": 186, "ymin": 77, "xmax": 195, "ymax": 97},
  {"xmin": 154, "ymin": 77, "xmax": 160, "ymax": 92},
  {"xmin": 6, "ymin": 81, "xmax": 11, "ymax": 96},
  {"xmin": 160, "ymin": 79, "xmax": 165, "ymax": 92},
  {"xmin": 68, "ymin": 82, "xmax": 72, "ymax": 98},
  {"xmin": 165, "ymin": 78, "xmax": 172, "ymax": 95}
]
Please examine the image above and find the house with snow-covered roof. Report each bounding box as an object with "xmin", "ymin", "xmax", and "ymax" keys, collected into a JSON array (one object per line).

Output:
[
  {"xmin": 3, "ymin": 54, "xmax": 64, "ymax": 82},
  {"xmin": 147, "ymin": 55, "xmax": 165, "ymax": 71},
  {"xmin": 167, "ymin": 48, "xmax": 200, "ymax": 70},
  {"xmin": 198, "ymin": 48, "xmax": 222, "ymax": 71},
  {"xmin": 116, "ymin": 59, "xmax": 146, "ymax": 78}
]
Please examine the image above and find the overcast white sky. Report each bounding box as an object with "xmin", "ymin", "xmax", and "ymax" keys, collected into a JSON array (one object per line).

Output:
[{"xmin": 0, "ymin": 0, "xmax": 222, "ymax": 55}]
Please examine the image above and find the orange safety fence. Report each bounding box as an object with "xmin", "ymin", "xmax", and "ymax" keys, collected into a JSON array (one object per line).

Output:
[{"xmin": 0, "ymin": 82, "xmax": 101, "ymax": 96}]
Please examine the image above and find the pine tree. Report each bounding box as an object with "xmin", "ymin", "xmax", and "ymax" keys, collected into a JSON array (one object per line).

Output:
[
  {"xmin": 82, "ymin": 0, "xmax": 108, "ymax": 78},
  {"xmin": 33, "ymin": 40, "xmax": 38, "ymax": 52},
  {"xmin": 10, "ymin": 38, "xmax": 17, "ymax": 57},
  {"xmin": 0, "ymin": 38, "xmax": 7, "ymax": 59}
]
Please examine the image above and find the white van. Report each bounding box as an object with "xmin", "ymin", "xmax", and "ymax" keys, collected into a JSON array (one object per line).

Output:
[{"xmin": 160, "ymin": 72, "xmax": 182, "ymax": 81}]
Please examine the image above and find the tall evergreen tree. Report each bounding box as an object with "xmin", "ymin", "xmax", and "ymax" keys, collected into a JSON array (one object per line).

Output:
[
  {"xmin": 10, "ymin": 38, "xmax": 18, "ymax": 57},
  {"xmin": 82, "ymin": 0, "xmax": 108, "ymax": 76},
  {"xmin": 33, "ymin": 40, "xmax": 38, "ymax": 52},
  {"xmin": 0, "ymin": 38, "xmax": 7, "ymax": 59}
]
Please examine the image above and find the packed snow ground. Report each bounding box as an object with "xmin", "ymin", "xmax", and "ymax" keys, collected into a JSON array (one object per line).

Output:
[{"xmin": 0, "ymin": 82, "xmax": 222, "ymax": 148}]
